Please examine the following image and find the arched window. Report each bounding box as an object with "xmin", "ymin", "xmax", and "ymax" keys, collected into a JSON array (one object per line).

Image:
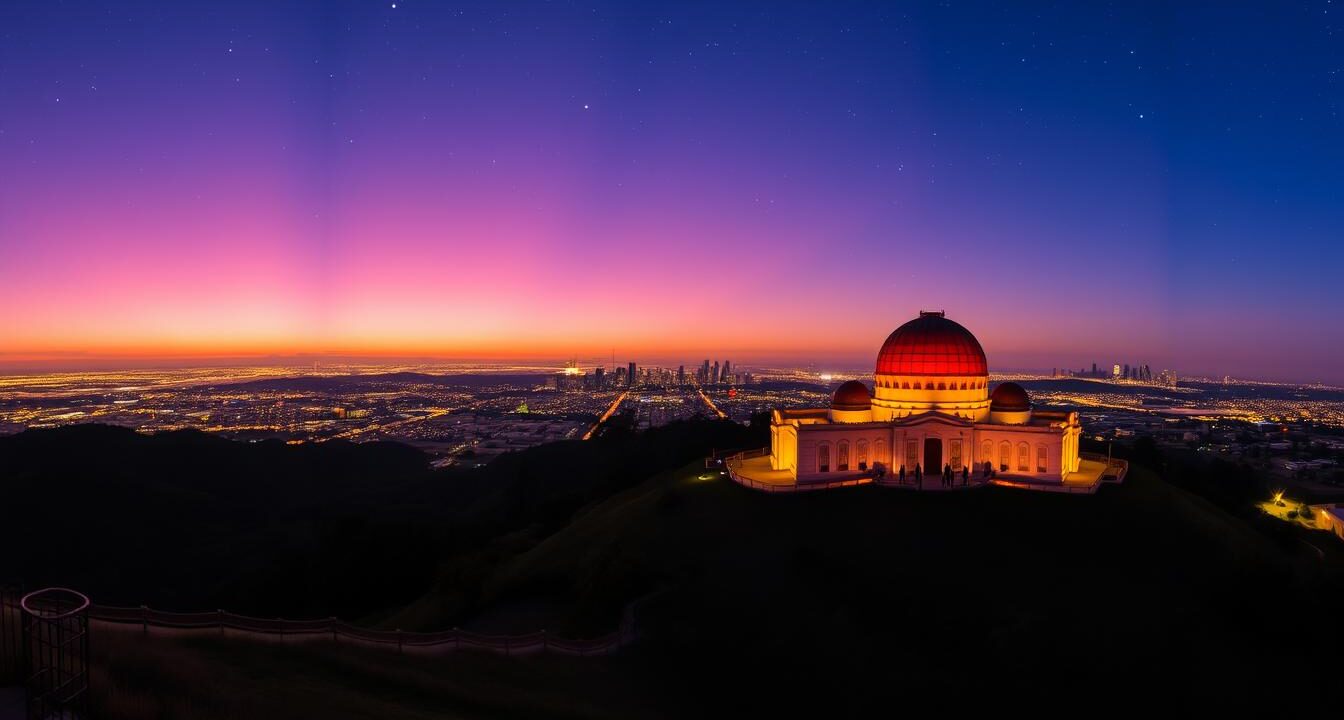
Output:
[
  {"xmin": 906, "ymin": 439, "xmax": 919, "ymax": 472},
  {"xmin": 902, "ymin": 381, "xmax": 911, "ymax": 389},
  {"xmin": 960, "ymin": 382, "xmax": 968, "ymax": 390},
  {"xmin": 949, "ymin": 439, "xmax": 962, "ymax": 471},
  {"xmin": 999, "ymin": 441, "xmax": 1011, "ymax": 472},
  {"xmin": 1037, "ymin": 445, "xmax": 1048, "ymax": 473},
  {"xmin": 875, "ymin": 439, "xmax": 887, "ymax": 468},
  {"xmin": 837, "ymin": 441, "xmax": 850, "ymax": 471},
  {"xmin": 912, "ymin": 382, "xmax": 922, "ymax": 390},
  {"xmin": 937, "ymin": 382, "xmax": 947, "ymax": 390},
  {"xmin": 1017, "ymin": 442, "xmax": 1030, "ymax": 471},
  {"xmin": 856, "ymin": 440, "xmax": 869, "ymax": 471},
  {"xmin": 817, "ymin": 443, "xmax": 830, "ymax": 473},
  {"xmin": 981, "ymin": 439, "xmax": 993, "ymax": 466}
]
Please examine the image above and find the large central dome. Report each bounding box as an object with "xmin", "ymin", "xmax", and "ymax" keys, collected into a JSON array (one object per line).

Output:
[{"xmin": 875, "ymin": 311, "xmax": 987, "ymax": 377}]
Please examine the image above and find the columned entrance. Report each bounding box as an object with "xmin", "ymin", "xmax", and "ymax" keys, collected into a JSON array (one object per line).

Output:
[{"xmin": 923, "ymin": 438, "xmax": 942, "ymax": 476}]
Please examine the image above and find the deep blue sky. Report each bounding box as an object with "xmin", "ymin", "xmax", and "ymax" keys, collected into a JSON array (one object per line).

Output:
[{"xmin": 1, "ymin": 1, "xmax": 1341, "ymax": 382}]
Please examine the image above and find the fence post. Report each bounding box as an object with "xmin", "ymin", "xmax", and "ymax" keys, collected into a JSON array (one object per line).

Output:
[{"xmin": 141, "ymin": 605, "xmax": 148, "ymax": 636}]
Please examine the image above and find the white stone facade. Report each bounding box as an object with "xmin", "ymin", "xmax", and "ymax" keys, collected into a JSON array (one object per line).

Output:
[{"xmin": 772, "ymin": 409, "xmax": 1082, "ymax": 484}]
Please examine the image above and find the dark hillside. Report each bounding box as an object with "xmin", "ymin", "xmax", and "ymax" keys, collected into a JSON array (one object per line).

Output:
[
  {"xmin": 7, "ymin": 423, "xmax": 1344, "ymax": 713},
  {"xmin": 0, "ymin": 418, "xmax": 758, "ymax": 621},
  {"xmin": 466, "ymin": 461, "xmax": 1344, "ymax": 714}
]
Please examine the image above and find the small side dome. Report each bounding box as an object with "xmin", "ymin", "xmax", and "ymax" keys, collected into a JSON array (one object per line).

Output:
[
  {"xmin": 831, "ymin": 380, "xmax": 872, "ymax": 410},
  {"xmin": 989, "ymin": 382, "xmax": 1031, "ymax": 412}
]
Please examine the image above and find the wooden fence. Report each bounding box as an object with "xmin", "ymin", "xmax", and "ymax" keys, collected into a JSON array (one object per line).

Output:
[
  {"xmin": 0, "ymin": 594, "xmax": 636, "ymax": 660},
  {"xmin": 86, "ymin": 603, "xmax": 633, "ymax": 656}
]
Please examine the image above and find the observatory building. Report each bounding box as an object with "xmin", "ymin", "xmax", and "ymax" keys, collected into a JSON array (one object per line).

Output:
[{"xmin": 746, "ymin": 311, "xmax": 1108, "ymax": 492}]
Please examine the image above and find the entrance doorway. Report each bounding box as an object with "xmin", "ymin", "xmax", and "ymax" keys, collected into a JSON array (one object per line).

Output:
[{"xmin": 923, "ymin": 438, "xmax": 942, "ymax": 476}]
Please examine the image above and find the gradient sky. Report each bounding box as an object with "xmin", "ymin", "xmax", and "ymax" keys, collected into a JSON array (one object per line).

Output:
[{"xmin": 2, "ymin": 1, "xmax": 1341, "ymax": 382}]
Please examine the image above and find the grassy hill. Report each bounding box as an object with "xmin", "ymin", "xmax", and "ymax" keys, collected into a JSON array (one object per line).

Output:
[
  {"xmin": 9, "ymin": 423, "xmax": 1344, "ymax": 715},
  {"xmin": 86, "ymin": 460, "xmax": 1344, "ymax": 717},
  {"xmin": 424, "ymin": 461, "xmax": 1344, "ymax": 714},
  {"xmin": 0, "ymin": 419, "xmax": 760, "ymax": 621}
]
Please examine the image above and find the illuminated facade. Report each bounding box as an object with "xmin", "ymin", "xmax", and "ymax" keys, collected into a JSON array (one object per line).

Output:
[{"xmin": 767, "ymin": 311, "xmax": 1084, "ymax": 487}]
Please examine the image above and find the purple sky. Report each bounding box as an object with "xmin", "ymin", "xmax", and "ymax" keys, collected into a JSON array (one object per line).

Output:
[{"xmin": 1, "ymin": 2, "xmax": 1341, "ymax": 383}]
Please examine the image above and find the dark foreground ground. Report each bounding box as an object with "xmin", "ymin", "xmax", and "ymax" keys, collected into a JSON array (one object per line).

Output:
[
  {"xmin": 5, "ymin": 424, "xmax": 1344, "ymax": 716},
  {"xmin": 88, "ymin": 465, "xmax": 1344, "ymax": 717}
]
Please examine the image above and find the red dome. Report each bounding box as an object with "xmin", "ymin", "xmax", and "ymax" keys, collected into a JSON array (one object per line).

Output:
[
  {"xmin": 989, "ymin": 382, "xmax": 1031, "ymax": 412},
  {"xmin": 875, "ymin": 312, "xmax": 987, "ymax": 376},
  {"xmin": 831, "ymin": 380, "xmax": 871, "ymax": 410}
]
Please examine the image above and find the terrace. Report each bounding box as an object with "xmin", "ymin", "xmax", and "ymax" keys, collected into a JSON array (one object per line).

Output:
[{"xmin": 725, "ymin": 450, "xmax": 1127, "ymax": 495}]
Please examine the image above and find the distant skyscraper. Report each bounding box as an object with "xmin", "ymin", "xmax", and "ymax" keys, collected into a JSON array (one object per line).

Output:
[
  {"xmin": 594, "ymin": 366, "xmax": 604, "ymax": 389},
  {"xmin": 702, "ymin": 359, "xmax": 710, "ymax": 385},
  {"xmin": 677, "ymin": 365, "xmax": 685, "ymax": 386},
  {"xmin": 628, "ymin": 361, "xmax": 637, "ymax": 387},
  {"xmin": 711, "ymin": 361, "xmax": 720, "ymax": 385},
  {"xmin": 722, "ymin": 360, "xmax": 730, "ymax": 384}
]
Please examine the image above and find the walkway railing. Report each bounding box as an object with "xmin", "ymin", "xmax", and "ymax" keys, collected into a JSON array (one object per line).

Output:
[
  {"xmin": 722, "ymin": 448, "xmax": 874, "ymax": 493},
  {"xmin": 731, "ymin": 473, "xmax": 874, "ymax": 493},
  {"xmin": 725, "ymin": 448, "xmax": 1124, "ymax": 495},
  {"xmin": 1080, "ymin": 452, "xmax": 1129, "ymax": 483},
  {"xmin": 85, "ymin": 604, "xmax": 632, "ymax": 656},
  {"xmin": 990, "ymin": 478, "xmax": 1100, "ymax": 494}
]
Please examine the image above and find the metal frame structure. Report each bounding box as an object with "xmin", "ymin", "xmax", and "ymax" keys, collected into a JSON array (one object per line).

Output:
[{"xmin": 21, "ymin": 587, "xmax": 89, "ymax": 719}]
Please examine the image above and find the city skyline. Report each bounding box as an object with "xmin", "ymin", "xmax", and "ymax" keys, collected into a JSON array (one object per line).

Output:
[
  {"xmin": 3, "ymin": 2, "xmax": 1342, "ymax": 383},
  {"xmin": 0, "ymin": 342, "xmax": 1321, "ymax": 387}
]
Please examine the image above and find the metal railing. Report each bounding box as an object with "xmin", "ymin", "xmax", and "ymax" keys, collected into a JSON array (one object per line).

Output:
[
  {"xmin": 86, "ymin": 602, "xmax": 633, "ymax": 657},
  {"xmin": 730, "ymin": 474, "xmax": 874, "ymax": 493},
  {"xmin": 722, "ymin": 449, "xmax": 875, "ymax": 493},
  {"xmin": 724, "ymin": 448, "xmax": 1123, "ymax": 495},
  {"xmin": 990, "ymin": 478, "xmax": 1099, "ymax": 494},
  {"xmin": 1080, "ymin": 452, "xmax": 1129, "ymax": 483}
]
